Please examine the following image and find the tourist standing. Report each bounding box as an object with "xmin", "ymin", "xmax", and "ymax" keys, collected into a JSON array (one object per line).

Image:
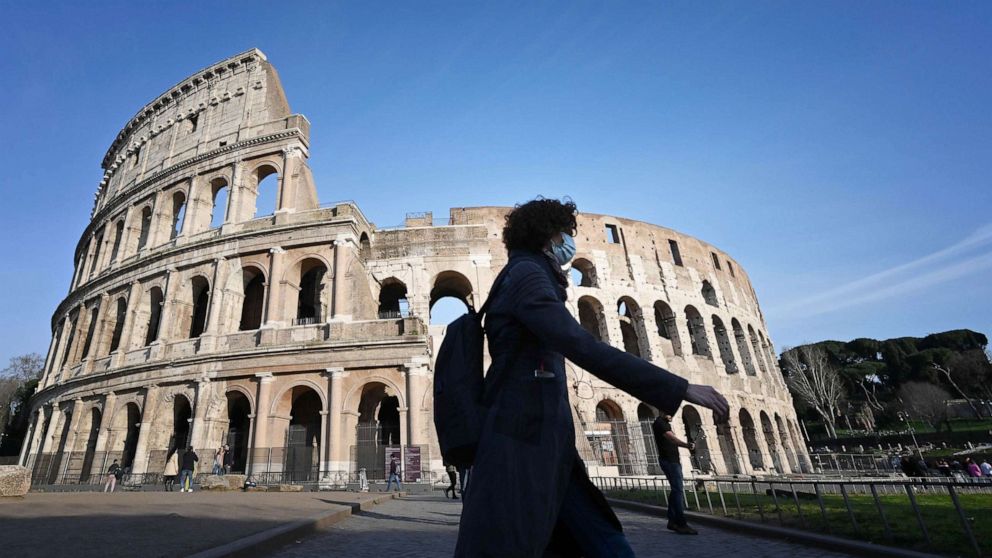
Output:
[
  {"xmin": 651, "ymin": 414, "xmax": 697, "ymax": 535},
  {"xmin": 180, "ymin": 447, "xmax": 199, "ymax": 492},
  {"xmin": 163, "ymin": 451, "xmax": 179, "ymax": 491},
  {"xmin": 444, "ymin": 464, "xmax": 459, "ymax": 499},
  {"xmin": 453, "ymin": 199, "xmax": 728, "ymax": 557},
  {"xmin": 223, "ymin": 445, "xmax": 234, "ymax": 474},
  {"xmin": 104, "ymin": 459, "xmax": 122, "ymax": 493},
  {"xmin": 385, "ymin": 457, "xmax": 402, "ymax": 492},
  {"xmin": 980, "ymin": 460, "xmax": 992, "ymax": 477},
  {"xmin": 965, "ymin": 457, "xmax": 982, "ymax": 477},
  {"xmin": 213, "ymin": 446, "xmax": 225, "ymax": 475}
]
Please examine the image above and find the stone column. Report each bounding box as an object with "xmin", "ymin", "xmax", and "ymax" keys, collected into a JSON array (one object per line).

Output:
[
  {"xmin": 39, "ymin": 322, "xmax": 62, "ymax": 390},
  {"xmin": 262, "ymin": 248, "xmax": 286, "ymax": 327},
  {"xmin": 398, "ymin": 405, "xmax": 408, "ymax": 479},
  {"xmin": 130, "ymin": 385, "xmax": 159, "ymax": 476},
  {"xmin": 114, "ymin": 282, "xmax": 143, "ymax": 365},
  {"xmin": 189, "ymin": 379, "xmax": 212, "ymax": 453},
  {"xmin": 93, "ymin": 392, "xmax": 118, "ymax": 456},
  {"xmin": 17, "ymin": 409, "xmax": 43, "ymax": 466},
  {"xmin": 324, "ymin": 367, "xmax": 347, "ymax": 477},
  {"xmin": 250, "ymin": 373, "xmax": 274, "ymax": 474},
  {"xmin": 38, "ymin": 402, "xmax": 61, "ymax": 455},
  {"xmin": 226, "ymin": 160, "xmax": 245, "ymax": 224},
  {"xmin": 404, "ymin": 358, "xmax": 430, "ymax": 447},
  {"xmin": 277, "ymin": 146, "xmax": 303, "ymax": 215},
  {"xmin": 154, "ymin": 267, "xmax": 178, "ymax": 347},
  {"xmin": 318, "ymin": 410, "xmax": 330, "ymax": 475},
  {"xmin": 331, "ymin": 238, "xmax": 353, "ymax": 321},
  {"xmin": 200, "ymin": 258, "xmax": 227, "ymax": 352}
]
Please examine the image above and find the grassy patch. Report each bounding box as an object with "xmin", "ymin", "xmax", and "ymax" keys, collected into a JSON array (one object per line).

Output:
[{"xmin": 606, "ymin": 487, "xmax": 992, "ymax": 557}]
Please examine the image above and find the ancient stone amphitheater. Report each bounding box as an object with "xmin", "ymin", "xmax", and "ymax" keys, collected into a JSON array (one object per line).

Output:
[{"xmin": 19, "ymin": 49, "xmax": 809, "ymax": 487}]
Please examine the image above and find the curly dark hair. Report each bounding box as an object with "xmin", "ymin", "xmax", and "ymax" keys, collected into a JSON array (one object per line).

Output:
[{"xmin": 502, "ymin": 197, "xmax": 577, "ymax": 253}]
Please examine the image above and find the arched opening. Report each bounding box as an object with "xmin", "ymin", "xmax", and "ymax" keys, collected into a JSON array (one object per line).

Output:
[
  {"xmin": 712, "ymin": 316, "xmax": 737, "ymax": 373},
  {"xmin": 110, "ymin": 220, "xmax": 125, "ymax": 262},
  {"xmin": 88, "ymin": 230, "xmax": 104, "ymax": 277},
  {"xmin": 788, "ymin": 420, "xmax": 809, "ymax": 472},
  {"xmin": 429, "ymin": 271, "xmax": 473, "ymax": 326},
  {"xmin": 637, "ymin": 403, "xmax": 661, "ymax": 474},
  {"xmin": 145, "ymin": 287, "xmax": 163, "ymax": 346},
  {"xmin": 120, "ymin": 403, "xmax": 141, "ymax": 471},
  {"xmin": 739, "ymin": 409, "xmax": 763, "ymax": 470},
  {"xmin": 60, "ymin": 313, "xmax": 78, "ymax": 368},
  {"xmin": 239, "ymin": 267, "xmax": 265, "ymax": 331},
  {"xmin": 701, "ymin": 280, "xmax": 718, "ymax": 307},
  {"xmin": 775, "ymin": 413, "xmax": 799, "ymax": 473},
  {"xmin": 137, "ymin": 206, "xmax": 153, "ymax": 251},
  {"xmin": 80, "ymin": 304, "xmax": 100, "ymax": 360},
  {"xmin": 108, "ymin": 297, "xmax": 127, "ymax": 353},
  {"xmin": 760, "ymin": 411, "xmax": 782, "ymax": 473},
  {"xmin": 296, "ymin": 259, "xmax": 327, "ymax": 325},
  {"xmin": 79, "ymin": 408, "xmax": 102, "ymax": 483},
  {"xmin": 359, "ymin": 233, "xmax": 371, "ymax": 261},
  {"xmin": 188, "ymin": 276, "xmax": 210, "ymax": 338},
  {"xmin": 170, "ymin": 191, "xmax": 186, "ymax": 239},
  {"xmin": 48, "ymin": 410, "xmax": 73, "ymax": 483},
  {"xmin": 209, "ymin": 178, "xmax": 229, "ymax": 229},
  {"xmin": 226, "ymin": 392, "xmax": 252, "ymax": 473},
  {"xmin": 287, "ymin": 387, "xmax": 322, "ymax": 482},
  {"xmin": 170, "ymin": 397, "xmax": 192, "ymax": 456},
  {"xmin": 682, "ymin": 405, "xmax": 712, "ymax": 473},
  {"xmin": 732, "ymin": 319, "xmax": 756, "ymax": 376},
  {"xmin": 654, "ymin": 301, "xmax": 683, "ymax": 357},
  {"xmin": 355, "ymin": 382, "xmax": 400, "ymax": 479},
  {"xmin": 570, "ymin": 258, "xmax": 598, "ymax": 288},
  {"xmin": 378, "ymin": 278, "xmax": 409, "ymax": 319},
  {"xmin": 760, "ymin": 332, "xmax": 777, "ymax": 371},
  {"xmin": 748, "ymin": 325, "xmax": 768, "ymax": 375},
  {"xmin": 594, "ymin": 400, "xmax": 634, "ymax": 476},
  {"xmin": 253, "ymin": 165, "xmax": 279, "ymax": 218},
  {"xmin": 684, "ymin": 305, "xmax": 710, "ymax": 357},
  {"xmin": 617, "ymin": 297, "xmax": 649, "ymax": 359},
  {"xmin": 715, "ymin": 422, "xmax": 741, "ymax": 474},
  {"xmin": 578, "ymin": 296, "xmax": 608, "ymax": 342}
]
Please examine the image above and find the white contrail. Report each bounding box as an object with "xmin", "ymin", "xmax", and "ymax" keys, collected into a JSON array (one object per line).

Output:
[{"xmin": 771, "ymin": 223, "xmax": 992, "ymax": 319}]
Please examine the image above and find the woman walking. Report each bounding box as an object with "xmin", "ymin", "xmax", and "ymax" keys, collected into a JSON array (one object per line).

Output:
[{"xmin": 454, "ymin": 198, "xmax": 729, "ymax": 557}]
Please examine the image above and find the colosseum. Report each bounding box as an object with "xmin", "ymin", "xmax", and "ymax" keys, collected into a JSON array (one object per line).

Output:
[{"xmin": 18, "ymin": 49, "xmax": 810, "ymax": 488}]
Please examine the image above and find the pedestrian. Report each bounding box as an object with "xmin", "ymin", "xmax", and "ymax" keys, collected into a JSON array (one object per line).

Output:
[
  {"xmin": 104, "ymin": 459, "xmax": 122, "ymax": 493},
  {"xmin": 223, "ymin": 445, "xmax": 234, "ymax": 474},
  {"xmin": 163, "ymin": 450, "xmax": 179, "ymax": 492},
  {"xmin": 180, "ymin": 446, "xmax": 199, "ymax": 492},
  {"xmin": 212, "ymin": 446, "xmax": 225, "ymax": 475},
  {"xmin": 651, "ymin": 414, "xmax": 697, "ymax": 535},
  {"xmin": 981, "ymin": 460, "xmax": 992, "ymax": 477},
  {"xmin": 453, "ymin": 198, "xmax": 729, "ymax": 557},
  {"xmin": 965, "ymin": 457, "xmax": 982, "ymax": 477},
  {"xmin": 385, "ymin": 457, "xmax": 403, "ymax": 492},
  {"xmin": 457, "ymin": 466, "xmax": 469, "ymax": 497},
  {"xmin": 444, "ymin": 463, "xmax": 459, "ymax": 499},
  {"xmin": 937, "ymin": 459, "xmax": 951, "ymax": 477},
  {"xmin": 913, "ymin": 456, "xmax": 930, "ymax": 477}
]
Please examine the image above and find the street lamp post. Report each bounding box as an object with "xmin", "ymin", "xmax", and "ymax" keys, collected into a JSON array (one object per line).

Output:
[{"xmin": 897, "ymin": 411, "xmax": 924, "ymax": 460}]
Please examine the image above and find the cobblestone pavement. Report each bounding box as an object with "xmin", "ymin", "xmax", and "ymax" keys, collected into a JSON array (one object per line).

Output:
[{"xmin": 272, "ymin": 495, "xmax": 854, "ymax": 557}]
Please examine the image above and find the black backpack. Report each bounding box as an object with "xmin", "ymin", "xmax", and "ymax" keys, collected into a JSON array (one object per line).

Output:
[{"xmin": 432, "ymin": 264, "xmax": 515, "ymax": 468}]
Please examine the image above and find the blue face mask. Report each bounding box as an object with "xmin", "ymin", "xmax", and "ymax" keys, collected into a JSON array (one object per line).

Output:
[{"xmin": 551, "ymin": 232, "xmax": 577, "ymax": 266}]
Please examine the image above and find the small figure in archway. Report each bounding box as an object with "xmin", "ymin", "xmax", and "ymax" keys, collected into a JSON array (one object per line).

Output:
[
  {"xmin": 385, "ymin": 457, "xmax": 403, "ymax": 492},
  {"xmin": 378, "ymin": 391, "xmax": 400, "ymax": 445},
  {"xmin": 444, "ymin": 463, "xmax": 459, "ymax": 499},
  {"xmin": 163, "ymin": 451, "xmax": 179, "ymax": 491},
  {"xmin": 104, "ymin": 459, "xmax": 122, "ymax": 493}
]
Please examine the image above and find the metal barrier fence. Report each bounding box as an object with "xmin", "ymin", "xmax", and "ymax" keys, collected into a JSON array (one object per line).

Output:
[{"xmin": 592, "ymin": 475, "xmax": 991, "ymax": 557}]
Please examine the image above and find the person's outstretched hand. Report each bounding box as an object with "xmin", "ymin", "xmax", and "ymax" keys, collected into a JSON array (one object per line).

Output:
[{"xmin": 685, "ymin": 384, "xmax": 729, "ymax": 423}]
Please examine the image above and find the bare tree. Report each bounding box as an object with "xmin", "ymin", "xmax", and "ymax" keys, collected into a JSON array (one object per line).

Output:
[
  {"xmin": 781, "ymin": 345, "xmax": 845, "ymax": 438},
  {"xmin": 0, "ymin": 353, "xmax": 44, "ymax": 434},
  {"xmin": 931, "ymin": 361, "xmax": 983, "ymax": 420},
  {"xmin": 898, "ymin": 382, "xmax": 951, "ymax": 431}
]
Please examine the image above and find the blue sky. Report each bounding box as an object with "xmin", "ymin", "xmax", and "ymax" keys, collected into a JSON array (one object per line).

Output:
[{"xmin": 1, "ymin": 1, "xmax": 990, "ymax": 367}]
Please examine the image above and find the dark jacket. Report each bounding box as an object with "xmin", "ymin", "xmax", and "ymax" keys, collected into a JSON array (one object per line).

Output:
[
  {"xmin": 181, "ymin": 451, "xmax": 199, "ymax": 471},
  {"xmin": 454, "ymin": 250, "xmax": 688, "ymax": 557}
]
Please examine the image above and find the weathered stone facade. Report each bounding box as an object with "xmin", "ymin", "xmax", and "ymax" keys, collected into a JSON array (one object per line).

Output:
[{"xmin": 20, "ymin": 49, "xmax": 808, "ymax": 486}]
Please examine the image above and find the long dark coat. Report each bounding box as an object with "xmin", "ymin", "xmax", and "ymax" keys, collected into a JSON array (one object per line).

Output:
[{"xmin": 454, "ymin": 249, "xmax": 689, "ymax": 557}]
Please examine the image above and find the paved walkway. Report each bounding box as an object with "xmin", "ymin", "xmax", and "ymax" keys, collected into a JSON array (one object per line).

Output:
[
  {"xmin": 272, "ymin": 495, "xmax": 854, "ymax": 557},
  {"xmin": 0, "ymin": 491, "xmax": 375, "ymax": 558}
]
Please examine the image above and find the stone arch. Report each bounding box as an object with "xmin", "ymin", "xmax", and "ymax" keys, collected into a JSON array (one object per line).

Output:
[
  {"xmin": 112, "ymin": 402, "xmax": 142, "ymax": 470},
  {"xmin": 715, "ymin": 422, "xmax": 741, "ymax": 474},
  {"xmin": 107, "ymin": 296, "xmax": 128, "ymax": 354},
  {"xmin": 637, "ymin": 403, "xmax": 660, "ymax": 475},
  {"xmin": 377, "ymin": 277, "xmax": 408, "ymax": 319},
  {"xmin": 239, "ymin": 266, "xmax": 266, "ymax": 331},
  {"xmin": 774, "ymin": 413, "xmax": 799, "ymax": 473},
  {"xmin": 48, "ymin": 407, "xmax": 74, "ymax": 483},
  {"xmin": 252, "ymin": 163, "xmax": 281, "ymax": 218},
  {"xmin": 701, "ymin": 280, "xmax": 718, "ymax": 307},
  {"xmin": 731, "ymin": 318, "xmax": 756, "ymax": 376},
  {"xmin": 617, "ymin": 297, "xmax": 650, "ymax": 359},
  {"xmin": 109, "ymin": 218, "xmax": 125, "ymax": 262},
  {"xmin": 359, "ymin": 232, "xmax": 371, "ymax": 261},
  {"xmin": 684, "ymin": 305, "xmax": 711, "ymax": 357},
  {"xmin": 351, "ymin": 380, "xmax": 405, "ymax": 479},
  {"xmin": 788, "ymin": 420, "xmax": 809, "ymax": 472},
  {"xmin": 185, "ymin": 275, "xmax": 211, "ymax": 338},
  {"xmin": 595, "ymin": 399, "xmax": 633, "ymax": 475},
  {"xmin": 711, "ymin": 315, "xmax": 737, "ymax": 373},
  {"xmin": 136, "ymin": 205, "xmax": 153, "ymax": 251},
  {"xmin": 170, "ymin": 189, "xmax": 187, "ymax": 239},
  {"xmin": 290, "ymin": 257, "xmax": 330, "ymax": 325},
  {"xmin": 78, "ymin": 406, "xmax": 103, "ymax": 483},
  {"xmin": 739, "ymin": 409, "xmax": 763, "ymax": 470},
  {"xmin": 169, "ymin": 395, "xmax": 193, "ymax": 455},
  {"xmin": 208, "ymin": 176, "xmax": 230, "ymax": 229},
  {"xmin": 747, "ymin": 324, "xmax": 768, "ymax": 375},
  {"xmin": 142, "ymin": 286, "xmax": 164, "ymax": 347},
  {"xmin": 270, "ymin": 380, "xmax": 328, "ymax": 417},
  {"xmin": 653, "ymin": 301, "xmax": 683, "ymax": 357},
  {"xmin": 271, "ymin": 384, "xmax": 323, "ymax": 482},
  {"xmin": 429, "ymin": 270, "xmax": 473, "ymax": 325},
  {"xmin": 570, "ymin": 258, "xmax": 598, "ymax": 288},
  {"xmin": 682, "ymin": 405, "xmax": 712, "ymax": 473},
  {"xmin": 578, "ymin": 295, "xmax": 608, "ymax": 342},
  {"xmin": 760, "ymin": 411, "xmax": 782, "ymax": 473}
]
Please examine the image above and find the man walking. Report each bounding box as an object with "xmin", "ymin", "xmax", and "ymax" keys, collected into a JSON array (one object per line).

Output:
[
  {"xmin": 652, "ymin": 414, "xmax": 697, "ymax": 535},
  {"xmin": 180, "ymin": 446, "xmax": 199, "ymax": 492},
  {"xmin": 385, "ymin": 456, "xmax": 402, "ymax": 492}
]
